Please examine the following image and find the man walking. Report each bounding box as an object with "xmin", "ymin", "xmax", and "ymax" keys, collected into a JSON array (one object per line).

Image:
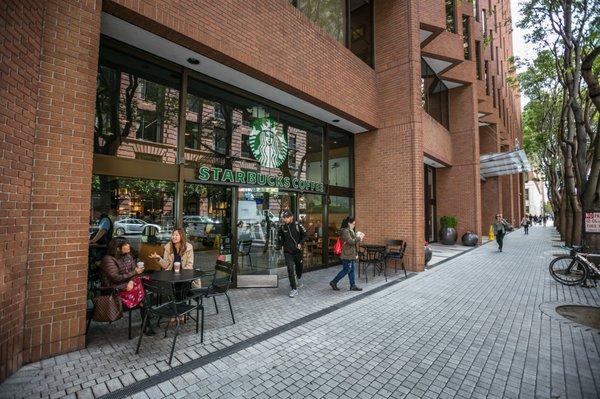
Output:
[
  {"xmin": 277, "ymin": 210, "xmax": 307, "ymax": 298},
  {"xmin": 493, "ymin": 213, "xmax": 510, "ymax": 252}
]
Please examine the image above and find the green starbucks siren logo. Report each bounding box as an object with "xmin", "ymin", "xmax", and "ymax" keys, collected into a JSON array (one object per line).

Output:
[{"xmin": 249, "ymin": 117, "xmax": 288, "ymax": 168}]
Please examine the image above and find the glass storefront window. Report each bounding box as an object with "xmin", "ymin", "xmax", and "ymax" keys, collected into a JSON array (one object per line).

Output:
[
  {"xmin": 295, "ymin": 0, "xmax": 346, "ymax": 44},
  {"xmin": 299, "ymin": 194, "xmax": 324, "ymax": 269},
  {"xmin": 183, "ymin": 184, "xmax": 233, "ymax": 275},
  {"xmin": 237, "ymin": 188, "xmax": 296, "ymax": 274},
  {"xmin": 95, "ymin": 46, "xmax": 180, "ymax": 164},
  {"xmin": 328, "ymin": 130, "xmax": 352, "ymax": 187},
  {"xmin": 89, "ymin": 175, "xmax": 175, "ymax": 268},
  {"xmin": 349, "ymin": 0, "xmax": 373, "ymax": 66},
  {"xmin": 327, "ymin": 196, "xmax": 352, "ymax": 262}
]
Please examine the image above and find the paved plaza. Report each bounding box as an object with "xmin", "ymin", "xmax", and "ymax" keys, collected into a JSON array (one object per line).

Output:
[{"xmin": 2, "ymin": 226, "xmax": 600, "ymax": 398}]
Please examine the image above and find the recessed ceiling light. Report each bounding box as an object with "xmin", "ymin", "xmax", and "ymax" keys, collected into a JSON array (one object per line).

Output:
[
  {"xmin": 187, "ymin": 57, "xmax": 200, "ymax": 65},
  {"xmin": 332, "ymin": 119, "xmax": 340, "ymax": 123}
]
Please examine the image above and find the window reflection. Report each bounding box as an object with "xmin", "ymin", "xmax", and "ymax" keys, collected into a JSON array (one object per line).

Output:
[
  {"xmin": 296, "ymin": 0, "xmax": 346, "ymax": 44},
  {"xmin": 299, "ymin": 194, "xmax": 324, "ymax": 268},
  {"xmin": 327, "ymin": 196, "xmax": 352, "ymax": 262},
  {"xmin": 421, "ymin": 58, "xmax": 450, "ymax": 129},
  {"xmin": 95, "ymin": 46, "xmax": 180, "ymax": 163},
  {"xmin": 328, "ymin": 130, "xmax": 352, "ymax": 187},
  {"xmin": 90, "ymin": 175, "xmax": 175, "ymax": 269}
]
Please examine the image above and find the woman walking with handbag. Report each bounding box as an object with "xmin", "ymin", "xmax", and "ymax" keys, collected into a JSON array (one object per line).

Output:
[{"xmin": 329, "ymin": 216, "xmax": 364, "ymax": 291}]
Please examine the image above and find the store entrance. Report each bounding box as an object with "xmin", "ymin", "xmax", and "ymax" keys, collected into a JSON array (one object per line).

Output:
[
  {"xmin": 236, "ymin": 188, "xmax": 296, "ymax": 286},
  {"xmin": 424, "ymin": 165, "xmax": 437, "ymax": 243}
]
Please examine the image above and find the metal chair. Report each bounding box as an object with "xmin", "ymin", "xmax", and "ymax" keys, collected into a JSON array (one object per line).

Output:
[
  {"xmin": 136, "ymin": 278, "xmax": 200, "ymax": 365},
  {"xmin": 385, "ymin": 239, "xmax": 408, "ymax": 278},
  {"xmin": 189, "ymin": 260, "xmax": 236, "ymax": 326},
  {"xmin": 359, "ymin": 245, "xmax": 387, "ymax": 283},
  {"xmin": 238, "ymin": 240, "xmax": 253, "ymax": 271}
]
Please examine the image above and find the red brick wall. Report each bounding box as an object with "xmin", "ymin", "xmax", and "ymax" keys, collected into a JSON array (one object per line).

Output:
[
  {"xmin": 22, "ymin": 0, "xmax": 101, "ymax": 365},
  {"xmin": 0, "ymin": 0, "xmax": 45, "ymax": 381},
  {"xmin": 104, "ymin": 0, "xmax": 378, "ymax": 130},
  {"xmin": 423, "ymin": 111, "xmax": 453, "ymax": 166},
  {"xmin": 355, "ymin": 0, "xmax": 425, "ymax": 271}
]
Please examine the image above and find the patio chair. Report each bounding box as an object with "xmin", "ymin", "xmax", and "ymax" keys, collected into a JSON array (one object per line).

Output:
[
  {"xmin": 86, "ymin": 263, "xmax": 141, "ymax": 340},
  {"xmin": 238, "ymin": 240, "xmax": 253, "ymax": 271},
  {"xmin": 189, "ymin": 260, "xmax": 236, "ymax": 327},
  {"xmin": 385, "ymin": 239, "xmax": 408, "ymax": 278},
  {"xmin": 359, "ymin": 245, "xmax": 387, "ymax": 283},
  {"xmin": 136, "ymin": 278, "xmax": 200, "ymax": 365}
]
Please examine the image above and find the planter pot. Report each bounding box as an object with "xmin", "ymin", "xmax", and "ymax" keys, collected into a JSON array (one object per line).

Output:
[
  {"xmin": 439, "ymin": 227, "xmax": 457, "ymax": 245},
  {"xmin": 424, "ymin": 245, "xmax": 433, "ymax": 264},
  {"xmin": 461, "ymin": 232, "xmax": 478, "ymax": 246}
]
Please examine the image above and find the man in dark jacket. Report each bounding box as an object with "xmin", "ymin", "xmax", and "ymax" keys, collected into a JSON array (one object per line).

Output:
[{"xmin": 277, "ymin": 210, "xmax": 307, "ymax": 298}]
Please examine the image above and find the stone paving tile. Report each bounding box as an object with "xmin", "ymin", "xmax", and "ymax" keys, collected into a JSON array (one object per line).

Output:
[
  {"xmin": 0, "ymin": 260, "xmax": 404, "ymax": 399},
  {"xmin": 2, "ymin": 226, "xmax": 600, "ymax": 398},
  {"xmin": 132, "ymin": 226, "xmax": 598, "ymax": 399}
]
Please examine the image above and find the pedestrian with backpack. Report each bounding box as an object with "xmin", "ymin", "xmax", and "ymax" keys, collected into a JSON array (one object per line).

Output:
[
  {"xmin": 329, "ymin": 216, "xmax": 364, "ymax": 291},
  {"xmin": 277, "ymin": 210, "xmax": 307, "ymax": 298}
]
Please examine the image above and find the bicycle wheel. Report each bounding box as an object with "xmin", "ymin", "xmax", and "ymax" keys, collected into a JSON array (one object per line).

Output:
[{"xmin": 549, "ymin": 255, "xmax": 588, "ymax": 285}]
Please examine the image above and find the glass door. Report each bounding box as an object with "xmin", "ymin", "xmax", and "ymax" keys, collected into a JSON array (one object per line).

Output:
[
  {"xmin": 424, "ymin": 165, "xmax": 437, "ymax": 242},
  {"xmin": 236, "ymin": 188, "xmax": 296, "ymax": 284}
]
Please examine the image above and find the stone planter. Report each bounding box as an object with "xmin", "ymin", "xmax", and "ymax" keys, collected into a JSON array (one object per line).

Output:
[
  {"xmin": 439, "ymin": 227, "xmax": 457, "ymax": 245},
  {"xmin": 461, "ymin": 232, "xmax": 478, "ymax": 246},
  {"xmin": 424, "ymin": 245, "xmax": 433, "ymax": 264}
]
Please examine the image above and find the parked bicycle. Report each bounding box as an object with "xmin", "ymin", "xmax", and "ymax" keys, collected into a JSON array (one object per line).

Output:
[{"xmin": 549, "ymin": 246, "xmax": 600, "ymax": 287}]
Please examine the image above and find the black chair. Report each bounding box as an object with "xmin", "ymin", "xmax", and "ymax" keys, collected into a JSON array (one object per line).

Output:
[
  {"xmin": 238, "ymin": 240, "xmax": 253, "ymax": 271},
  {"xmin": 136, "ymin": 278, "xmax": 200, "ymax": 365},
  {"xmin": 189, "ymin": 260, "xmax": 235, "ymax": 326},
  {"xmin": 86, "ymin": 263, "xmax": 141, "ymax": 340},
  {"xmin": 385, "ymin": 240, "xmax": 408, "ymax": 278}
]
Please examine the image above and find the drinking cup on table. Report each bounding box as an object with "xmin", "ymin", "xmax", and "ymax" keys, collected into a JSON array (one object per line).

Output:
[
  {"xmin": 137, "ymin": 261, "xmax": 145, "ymax": 271},
  {"xmin": 174, "ymin": 262, "xmax": 181, "ymax": 273}
]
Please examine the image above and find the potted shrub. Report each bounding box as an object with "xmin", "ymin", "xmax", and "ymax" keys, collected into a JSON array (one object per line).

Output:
[
  {"xmin": 461, "ymin": 231, "xmax": 478, "ymax": 246},
  {"xmin": 424, "ymin": 241, "xmax": 433, "ymax": 265},
  {"xmin": 439, "ymin": 216, "xmax": 458, "ymax": 245}
]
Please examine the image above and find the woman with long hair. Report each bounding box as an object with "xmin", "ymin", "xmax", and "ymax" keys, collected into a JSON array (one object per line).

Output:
[
  {"xmin": 329, "ymin": 216, "xmax": 364, "ymax": 291},
  {"xmin": 150, "ymin": 228, "xmax": 199, "ymax": 291},
  {"xmin": 100, "ymin": 237, "xmax": 155, "ymax": 335}
]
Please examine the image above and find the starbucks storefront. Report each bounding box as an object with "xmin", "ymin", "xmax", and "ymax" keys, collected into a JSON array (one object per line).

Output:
[{"xmin": 91, "ymin": 38, "xmax": 355, "ymax": 287}]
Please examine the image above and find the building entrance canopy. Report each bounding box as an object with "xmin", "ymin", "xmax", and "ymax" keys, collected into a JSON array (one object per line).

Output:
[{"xmin": 480, "ymin": 149, "xmax": 531, "ymax": 179}]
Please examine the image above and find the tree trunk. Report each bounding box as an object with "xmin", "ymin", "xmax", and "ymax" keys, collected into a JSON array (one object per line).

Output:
[{"xmin": 559, "ymin": 191, "xmax": 567, "ymax": 239}]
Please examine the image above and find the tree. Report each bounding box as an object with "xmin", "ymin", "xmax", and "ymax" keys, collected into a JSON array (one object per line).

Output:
[{"xmin": 519, "ymin": 0, "xmax": 600, "ymax": 247}]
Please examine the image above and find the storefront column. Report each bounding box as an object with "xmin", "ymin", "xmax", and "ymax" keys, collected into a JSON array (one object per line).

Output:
[
  {"xmin": 0, "ymin": 0, "xmax": 45, "ymax": 382},
  {"xmin": 479, "ymin": 125, "xmax": 503, "ymax": 234},
  {"xmin": 355, "ymin": 0, "xmax": 424, "ymax": 271},
  {"xmin": 23, "ymin": 0, "xmax": 101, "ymax": 364},
  {"xmin": 502, "ymin": 174, "xmax": 516, "ymax": 225},
  {"xmin": 436, "ymin": 85, "xmax": 482, "ymax": 241}
]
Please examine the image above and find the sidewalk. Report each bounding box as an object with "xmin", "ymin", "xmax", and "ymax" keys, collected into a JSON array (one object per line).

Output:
[{"xmin": 2, "ymin": 226, "xmax": 599, "ymax": 399}]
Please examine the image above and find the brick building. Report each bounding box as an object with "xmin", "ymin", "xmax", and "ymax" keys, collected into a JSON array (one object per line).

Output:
[{"xmin": 0, "ymin": 0, "xmax": 523, "ymax": 381}]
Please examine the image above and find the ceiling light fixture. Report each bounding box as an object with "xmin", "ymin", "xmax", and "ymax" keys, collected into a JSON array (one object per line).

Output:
[{"xmin": 187, "ymin": 57, "xmax": 200, "ymax": 65}]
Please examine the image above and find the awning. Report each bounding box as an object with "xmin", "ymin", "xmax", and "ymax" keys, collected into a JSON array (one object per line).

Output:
[{"xmin": 480, "ymin": 149, "xmax": 531, "ymax": 179}]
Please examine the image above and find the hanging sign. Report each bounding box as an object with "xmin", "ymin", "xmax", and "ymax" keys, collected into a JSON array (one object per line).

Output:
[{"xmin": 585, "ymin": 212, "xmax": 600, "ymax": 233}]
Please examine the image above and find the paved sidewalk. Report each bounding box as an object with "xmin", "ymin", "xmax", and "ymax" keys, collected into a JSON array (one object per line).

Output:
[
  {"xmin": 2, "ymin": 226, "xmax": 600, "ymax": 398},
  {"xmin": 134, "ymin": 226, "xmax": 599, "ymax": 399}
]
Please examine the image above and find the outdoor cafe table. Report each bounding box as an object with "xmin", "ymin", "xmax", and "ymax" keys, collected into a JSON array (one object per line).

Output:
[
  {"xmin": 359, "ymin": 244, "xmax": 387, "ymax": 282},
  {"xmin": 143, "ymin": 269, "xmax": 207, "ymax": 304}
]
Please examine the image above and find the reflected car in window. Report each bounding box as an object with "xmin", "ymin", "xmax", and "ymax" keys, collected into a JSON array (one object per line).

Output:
[{"xmin": 114, "ymin": 218, "xmax": 161, "ymax": 236}]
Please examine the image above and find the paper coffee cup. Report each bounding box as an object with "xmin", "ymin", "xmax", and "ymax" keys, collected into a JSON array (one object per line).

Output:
[
  {"xmin": 137, "ymin": 261, "xmax": 145, "ymax": 270},
  {"xmin": 174, "ymin": 262, "xmax": 181, "ymax": 272}
]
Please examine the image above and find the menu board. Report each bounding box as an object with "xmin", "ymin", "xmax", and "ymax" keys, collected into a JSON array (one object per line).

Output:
[{"xmin": 585, "ymin": 212, "xmax": 600, "ymax": 233}]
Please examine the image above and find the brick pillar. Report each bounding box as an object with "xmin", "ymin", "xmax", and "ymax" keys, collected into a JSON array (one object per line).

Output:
[
  {"xmin": 355, "ymin": 0, "xmax": 424, "ymax": 270},
  {"xmin": 0, "ymin": 0, "xmax": 45, "ymax": 382},
  {"xmin": 23, "ymin": 0, "xmax": 101, "ymax": 364},
  {"xmin": 479, "ymin": 125, "xmax": 502, "ymax": 235},
  {"xmin": 436, "ymin": 86, "xmax": 482, "ymax": 240},
  {"xmin": 502, "ymin": 174, "xmax": 515, "ymax": 225}
]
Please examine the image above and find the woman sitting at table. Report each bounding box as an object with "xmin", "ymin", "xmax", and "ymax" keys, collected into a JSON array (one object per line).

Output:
[
  {"xmin": 149, "ymin": 228, "xmax": 200, "ymax": 288},
  {"xmin": 100, "ymin": 237, "xmax": 155, "ymax": 335}
]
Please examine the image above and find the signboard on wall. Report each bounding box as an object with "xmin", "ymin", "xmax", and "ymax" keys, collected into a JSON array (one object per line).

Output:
[{"xmin": 585, "ymin": 212, "xmax": 600, "ymax": 233}]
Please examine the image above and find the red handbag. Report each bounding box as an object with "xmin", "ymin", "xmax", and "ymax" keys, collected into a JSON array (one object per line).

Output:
[{"xmin": 333, "ymin": 237, "xmax": 343, "ymax": 256}]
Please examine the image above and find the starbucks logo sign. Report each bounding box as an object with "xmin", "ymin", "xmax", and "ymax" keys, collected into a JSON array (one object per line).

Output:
[{"xmin": 249, "ymin": 117, "xmax": 288, "ymax": 168}]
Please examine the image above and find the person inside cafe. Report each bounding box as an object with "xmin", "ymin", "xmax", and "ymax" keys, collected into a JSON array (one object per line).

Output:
[
  {"xmin": 100, "ymin": 237, "xmax": 156, "ymax": 335},
  {"xmin": 89, "ymin": 206, "xmax": 114, "ymax": 261}
]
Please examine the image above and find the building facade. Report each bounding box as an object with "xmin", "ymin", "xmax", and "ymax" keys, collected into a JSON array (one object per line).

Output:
[{"xmin": 0, "ymin": 0, "xmax": 523, "ymax": 380}]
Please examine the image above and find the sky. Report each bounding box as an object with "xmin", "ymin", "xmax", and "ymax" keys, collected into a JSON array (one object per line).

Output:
[{"xmin": 510, "ymin": 0, "xmax": 538, "ymax": 107}]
